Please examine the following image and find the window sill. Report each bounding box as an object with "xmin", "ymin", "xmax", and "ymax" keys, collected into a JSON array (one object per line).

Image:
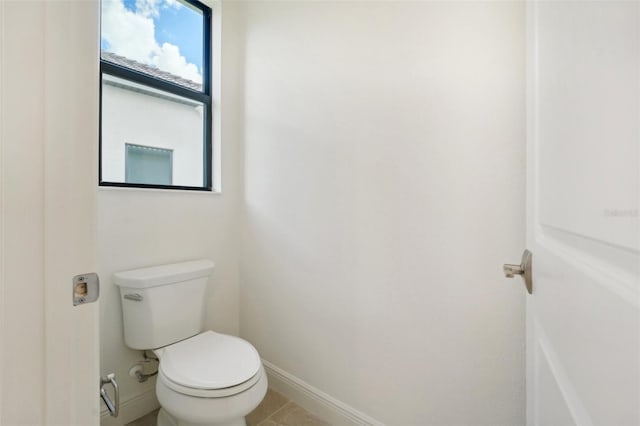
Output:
[{"xmin": 97, "ymin": 185, "xmax": 221, "ymax": 195}]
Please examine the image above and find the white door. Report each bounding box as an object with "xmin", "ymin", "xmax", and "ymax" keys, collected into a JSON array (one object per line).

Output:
[
  {"xmin": 44, "ymin": 1, "xmax": 101, "ymax": 424},
  {"xmin": 0, "ymin": 1, "xmax": 100, "ymax": 425},
  {"xmin": 526, "ymin": 1, "xmax": 639, "ymax": 425}
]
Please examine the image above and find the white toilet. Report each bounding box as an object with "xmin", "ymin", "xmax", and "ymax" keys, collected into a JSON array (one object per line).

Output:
[{"xmin": 113, "ymin": 260, "xmax": 267, "ymax": 426}]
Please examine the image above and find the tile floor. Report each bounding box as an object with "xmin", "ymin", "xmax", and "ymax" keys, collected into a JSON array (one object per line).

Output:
[
  {"xmin": 126, "ymin": 409, "xmax": 158, "ymax": 426},
  {"xmin": 125, "ymin": 389, "xmax": 330, "ymax": 426},
  {"xmin": 246, "ymin": 389, "xmax": 330, "ymax": 426}
]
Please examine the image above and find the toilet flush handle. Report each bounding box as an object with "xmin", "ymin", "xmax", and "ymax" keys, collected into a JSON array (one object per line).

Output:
[{"xmin": 123, "ymin": 293, "xmax": 143, "ymax": 302}]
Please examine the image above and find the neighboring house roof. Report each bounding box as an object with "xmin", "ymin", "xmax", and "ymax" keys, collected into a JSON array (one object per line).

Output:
[{"xmin": 101, "ymin": 51, "xmax": 203, "ymax": 92}]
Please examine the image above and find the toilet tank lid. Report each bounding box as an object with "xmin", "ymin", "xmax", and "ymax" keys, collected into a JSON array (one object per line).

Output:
[{"xmin": 113, "ymin": 260, "xmax": 215, "ymax": 289}]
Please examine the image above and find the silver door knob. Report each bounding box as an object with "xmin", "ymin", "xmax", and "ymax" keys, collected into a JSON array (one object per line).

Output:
[{"xmin": 503, "ymin": 249, "xmax": 533, "ymax": 294}]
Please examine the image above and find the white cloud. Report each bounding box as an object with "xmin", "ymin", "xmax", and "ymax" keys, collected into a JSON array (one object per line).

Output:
[
  {"xmin": 102, "ymin": 0, "xmax": 157, "ymax": 64},
  {"xmin": 163, "ymin": 0, "xmax": 181, "ymax": 10},
  {"xmin": 135, "ymin": 0, "xmax": 161, "ymax": 18},
  {"xmin": 102, "ymin": 0, "xmax": 202, "ymax": 84},
  {"xmin": 153, "ymin": 43, "xmax": 202, "ymax": 84}
]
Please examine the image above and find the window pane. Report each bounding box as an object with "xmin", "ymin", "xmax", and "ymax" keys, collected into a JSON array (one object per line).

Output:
[
  {"xmin": 101, "ymin": 0, "xmax": 204, "ymax": 91},
  {"xmin": 125, "ymin": 144, "xmax": 173, "ymax": 185},
  {"xmin": 101, "ymin": 74, "xmax": 205, "ymax": 187}
]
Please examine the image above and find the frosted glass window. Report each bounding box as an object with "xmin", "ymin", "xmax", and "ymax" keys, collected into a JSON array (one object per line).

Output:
[{"xmin": 125, "ymin": 144, "xmax": 173, "ymax": 185}]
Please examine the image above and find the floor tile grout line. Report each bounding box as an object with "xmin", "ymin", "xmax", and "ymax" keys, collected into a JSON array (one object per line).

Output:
[
  {"xmin": 125, "ymin": 389, "xmax": 328, "ymax": 426},
  {"xmin": 257, "ymin": 400, "xmax": 294, "ymax": 426},
  {"xmin": 250, "ymin": 391, "xmax": 290, "ymax": 426}
]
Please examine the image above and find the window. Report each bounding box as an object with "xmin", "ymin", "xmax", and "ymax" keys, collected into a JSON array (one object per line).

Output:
[
  {"xmin": 99, "ymin": 0, "xmax": 212, "ymax": 190},
  {"xmin": 125, "ymin": 144, "xmax": 173, "ymax": 185}
]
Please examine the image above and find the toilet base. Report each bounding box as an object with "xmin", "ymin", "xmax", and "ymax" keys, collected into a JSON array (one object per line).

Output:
[
  {"xmin": 157, "ymin": 408, "xmax": 247, "ymax": 426},
  {"xmin": 155, "ymin": 365, "xmax": 267, "ymax": 426}
]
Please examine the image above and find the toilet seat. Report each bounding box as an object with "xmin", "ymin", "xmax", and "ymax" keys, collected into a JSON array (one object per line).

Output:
[
  {"xmin": 155, "ymin": 330, "xmax": 262, "ymax": 398},
  {"xmin": 158, "ymin": 367, "xmax": 263, "ymax": 398}
]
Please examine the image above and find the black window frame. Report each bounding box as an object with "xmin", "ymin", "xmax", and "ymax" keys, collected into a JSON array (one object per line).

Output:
[{"xmin": 99, "ymin": 0, "xmax": 212, "ymax": 191}]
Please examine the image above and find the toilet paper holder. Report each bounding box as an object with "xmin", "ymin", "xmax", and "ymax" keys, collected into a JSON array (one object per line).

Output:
[{"xmin": 100, "ymin": 373, "xmax": 119, "ymax": 417}]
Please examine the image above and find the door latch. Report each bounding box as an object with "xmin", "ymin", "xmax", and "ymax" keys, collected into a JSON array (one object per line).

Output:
[{"xmin": 73, "ymin": 273, "xmax": 99, "ymax": 306}]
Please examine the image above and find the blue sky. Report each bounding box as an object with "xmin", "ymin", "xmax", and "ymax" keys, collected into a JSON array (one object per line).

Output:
[
  {"xmin": 125, "ymin": 0, "xmax": 203, "ymax": 69},
  {"xmin": 101, "ymin": 0, "xmax": 203, "ymax": 83}
]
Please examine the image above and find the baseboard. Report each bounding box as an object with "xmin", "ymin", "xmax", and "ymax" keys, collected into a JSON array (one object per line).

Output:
[
  {"xmin": 100, "ymin": 388, "xmax": 159, "ymax": 426},
  {"xmin": 98, "ymin": 362, "xmax": 383, "ymax": 426},
  {"xmin": 262, "ymin": 360, "xmax": 386, "ymax": 426}
]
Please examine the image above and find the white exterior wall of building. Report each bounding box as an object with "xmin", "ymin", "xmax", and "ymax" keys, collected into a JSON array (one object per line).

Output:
[{"xmin": 101, "ymin": 80, "xmax": 204, "ymax": 187}]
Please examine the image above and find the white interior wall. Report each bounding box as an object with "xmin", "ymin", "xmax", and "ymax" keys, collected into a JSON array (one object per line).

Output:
[
  {"xmin": 238, "ymin": 2, "xmax": 526, "ymax": 425},
  {"xmin": 97, "ymin": 3, "xmax": 245, "ymax": 423}
]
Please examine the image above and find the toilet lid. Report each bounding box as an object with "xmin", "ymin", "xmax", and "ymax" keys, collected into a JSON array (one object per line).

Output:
[{"xmin": 159, "ymin": 331, "xmax": 261, "ymax": 390}]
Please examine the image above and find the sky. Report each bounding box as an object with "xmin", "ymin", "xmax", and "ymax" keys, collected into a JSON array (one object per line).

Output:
[{"xmin": 101, "ymin": 0, "xmax": 203, "ymax": 84}]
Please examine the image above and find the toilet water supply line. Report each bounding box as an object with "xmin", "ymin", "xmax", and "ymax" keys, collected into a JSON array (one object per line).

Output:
[{"xmin": 131, "ymin": 350, "xmax": 159, "ymax": 383}]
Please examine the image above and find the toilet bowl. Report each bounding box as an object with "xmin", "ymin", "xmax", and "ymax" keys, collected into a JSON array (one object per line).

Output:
[
  {"xmin": 154, "ymin": 331, "xmax": 268, "ymax": 426},
  {"xmin": 113, "ymin": 260, "xmax": 267, "ymax": 426}
]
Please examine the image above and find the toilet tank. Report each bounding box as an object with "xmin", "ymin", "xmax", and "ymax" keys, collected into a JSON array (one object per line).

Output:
[{"xmin": 113, "ymin": 260, "xmax": 215, "ymax": 350}]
